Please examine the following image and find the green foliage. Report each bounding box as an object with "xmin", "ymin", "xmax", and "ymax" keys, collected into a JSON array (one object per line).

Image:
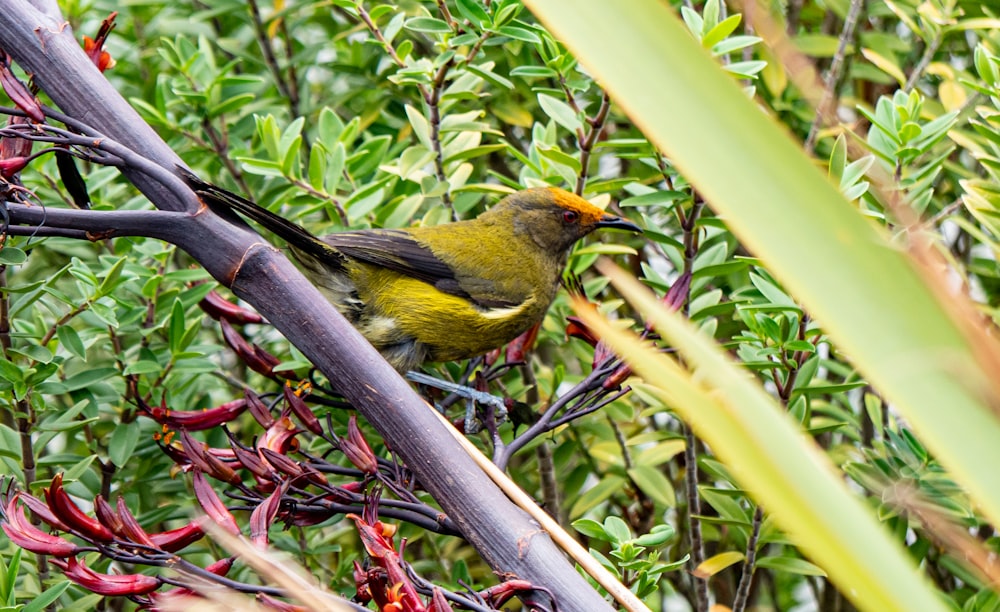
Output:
[{"xmin": 1, "ymin": 0, "xmax": 1000, "ymax": 610}]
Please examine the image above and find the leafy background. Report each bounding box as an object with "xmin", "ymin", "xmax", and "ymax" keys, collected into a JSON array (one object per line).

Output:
[{"xmin": 2, "ymin": 0, "xmax": 1000, "ymax": 610}]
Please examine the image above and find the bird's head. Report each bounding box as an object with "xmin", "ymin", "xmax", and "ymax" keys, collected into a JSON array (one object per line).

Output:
[{"xmin": 491, "ymin": 187, "xmax": 642, "ymax": 254}]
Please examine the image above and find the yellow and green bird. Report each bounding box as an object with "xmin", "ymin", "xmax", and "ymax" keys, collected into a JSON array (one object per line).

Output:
[{"xmin": 182, "ymin": 170, "xmax": 641, "ymax": 372}]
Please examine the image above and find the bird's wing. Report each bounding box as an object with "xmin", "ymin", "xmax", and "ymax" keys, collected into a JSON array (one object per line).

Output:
[{"xmin": 323, "ymin": 230, "xmax": 518, "ymax": 309}]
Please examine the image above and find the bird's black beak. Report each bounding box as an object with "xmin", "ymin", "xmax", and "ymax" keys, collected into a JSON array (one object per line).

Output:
[{"xmin": 596, "ymin": 214, "xmax": 642, "ymax": 233}]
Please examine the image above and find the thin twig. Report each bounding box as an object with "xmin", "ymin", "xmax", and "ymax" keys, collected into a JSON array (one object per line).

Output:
[
  {"xmin": 804, "ymin": 0, "xmax": 864, "ymax": 154},
  {"xmin": 732, "ymin": 505, "xmax": 765, "ymax": 611},
  {"xmin": 247, "ymin": 0, "xmax": 300, "ymax": 117},
  {"xmin": 576, "ymin": 90, "xmax": 612, "ymax": 195},
  {"xmin": 904, "ymin": 30, "xmax": 943, "ymax": 93},
  {"xmin": 426, "ymin": 57, "xmax": 456, "ymax": 215}
]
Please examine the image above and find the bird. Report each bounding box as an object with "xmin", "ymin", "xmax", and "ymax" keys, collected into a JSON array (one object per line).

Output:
[{"xmin": 180, "ymin": 168, "xmax": 641, "ymax": 372}]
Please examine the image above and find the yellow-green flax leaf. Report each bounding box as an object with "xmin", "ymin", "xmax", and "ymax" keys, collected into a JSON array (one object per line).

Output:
[
  {"xmin": 523, "ymin": 0, "xmax": 1000, "ymax": 531},
  {"xmin": 573, "ymin": 264, "xmax": 945, "ymax": 611}
]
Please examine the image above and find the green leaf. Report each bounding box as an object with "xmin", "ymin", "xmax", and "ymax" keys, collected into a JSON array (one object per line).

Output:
[
  {"xmin": 0, "ymin": 359, "xmax": 23, "ymax": 384},
  {"xmin": 308, "ymin": 143, "xmax": 327, "ymax": 191},
  {"xmin": 496, "ymin": 25, "xmax": 541, "ymax": 44},
  {"xmin": 97, "ymin": 256, "xmax": 128, "ymax": 297},
  {"xmin": 405, "ymin": 16, "xmax": 452, "ymax": 33},
  {"xmin": 22, "ymin": 581, "xmax": 71, "ymax": 612},
  {"xmin": 510, "ymin": 66, "xmax": 558, "ymax": 79},
  {"xmin": 634, "ymin": 524, "xmax": 675, "ymax": 547},
  {"xmin": 455, "ymin": 0, "xmax": 490, "ymax": 26},
  {"xmin": 756, "ymin": 556, "xmax": 827, "ymax": 576},
  {"xmin": 124, "ymin": 360, "xmax": 163, "ymax": 376},
  {"xmin": 466, "ymin": 63, "xmax": 514, "ymax": 89},
  {"xmin": 627, "ymin": 464, "xmax": 676, "ymax": 507},
  {"xmin": 108, "ymin": 423, "xmax": 140, "ymax": 468},
  {"xmin": 168, "ymin": 298, "xmax": 186, "ymax": 354},
  {"xmin": 701, "ymin": 14, "xmax": 741, "ymax": 49},
  {"xmin": 405, "ymin": 105, "xmax": 433, "ymax": 151},
  {"xmin": 537, "ymin": 93, "xmax": 582, "ymax": 132},
  {"xmin": 0, "ymin": 247, "xmax": 27, "ymax": 265},
  {"xmin": 794, "ymin": 34, "xmax": 844, "ymax": 57},
  {"xmin": 602, "ymin": 516, "xmax": 632, "ymax": 544},
  {"xmin": 570, "ymin": 474, "xmax": 626, "ymax": 519},
  {"xmin": 572, "ymin": 518, "xmax": 609, "ymax": 540},
  {"xmin": 208, "ymin": 93, "xmax": 256, "ymax": 118}
]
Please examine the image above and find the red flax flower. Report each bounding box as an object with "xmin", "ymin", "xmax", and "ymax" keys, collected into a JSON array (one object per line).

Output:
[
  {"xmin": 138, "ymin": 396, "xmax": 249, "ymax": 431},
  {"xmin": 191, "ymin": 470, "xmax": 240, "ymax": 536},
  {"xmin": 219, "ymin": 318, "xmax": 282, "ymax": 378},
  {"xmin": 283, "ymin": 384, "xmax": 323, "ymax": 435},
  {"xmin": 1, "ymin": 494, "xmax": 80, "ymax": 557},
  {"xmin": 0, "ymin": 55, "xmax": 43, "ymax": 122},
  {"xmin": 52, "ymin": 557, "xmax": 160, "ymax": 596},
  {"xmin": 82, "ymin": 12, "xmax": 117, "ymax": 73},
  {"xmin": 199, "ymin": 289, "xmax": 265, "ymax": 324},
  {"xmin": 180, "ymin": 430, "xmax": 242, "ymax": 486},
  {"xmin": 148, "ymin": 521, "xmax": 205, "ymax": 553},
  {"xmin": 249, "ymin": 483, "xmax": 287, "ymax": 548},
  {"xmin": 148, "ymin": 557, "xmax": 235, "ymax": 602},
  {"xmin": 44, "ymin": 473, "xmax": 115, "ymax": 543},
  {"xmin": 258, "ymin": 414, "xmax": 301, "ymax": 455},
  {"xmin": 505, "ymin": 321, "xmax": 541, "ymax": 364},
  {"xmin": 349, "ymin": 509, "xmax": 423, "ymax": 611},
  {"xmin": 340, "ymin": 415, "xmax": 377, "ymax": 474}
]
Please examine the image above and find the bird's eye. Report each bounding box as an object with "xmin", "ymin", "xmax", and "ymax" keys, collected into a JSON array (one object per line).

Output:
[{"xmin": 562, "ymin": 210, "xmax": 580, "ymax": 223}]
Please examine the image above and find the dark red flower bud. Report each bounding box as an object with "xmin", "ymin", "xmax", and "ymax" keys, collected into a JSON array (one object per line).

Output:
[
  {"xmin": 44, "ymin": 474, "xmax": 115, "ymax": 543},
  {"xmin": 283, "ymin": 384, "xmax": 323, "ymax": 435},
  {"xmin": 148, "ymin": 521, "xmax": 205, "ymax": 552},
  {"xmin": 52, "ymin": 556, "xmax": 160, "ymax": 596},
  {"xmin": 220, "ymin": 318, "xmax": 280, "ymax": 378},
  {"xmin": 199, "ymin": 289, "xmax": 265, "ymax": 324},
  {"xmin": 0, "ymin": 56, "xmax": 43, "ymax": 122},
  {"xmin": 259, "ymin": 415, "xmax": 301, "ymax": 454},
  {"xmin": 18, "ymin": 490, "xmax": 69, "ymax": 531},
  {"xmin": 230, "ymin": 437, "xmax": 276, "ymax": 483},
  {"xmin": 483, "ymin": 347, "xmax": 501, "ymax": 366},
  {"xmin": 481, "ymin": 579, "xmax": 544, "ymax": 607},
  {"xmin": 0, "ymin": 116, "xmax": 34, "ymax": 160},
  {"xmin": 505, "ymin": 322, "xmax": 541, "ymax": 364},
  {"xmin": 93, "ymin": 495, "xmax": 124, "ymax": 535},
  {"xmin": 638, "ymin": 268, "xmax": 695, "ymax": 332},
  {"xmin": 245, "ymin": 388, "xmax": 275, "ymax": 428},
  {"xmin": 116, "ymin": 495, "xmax": 156, "ymax": 548},
  {"xmin": 258, "ymin": 447, "xmax": 303, "ymax": 479},
  {"xmin": 1, "ymin": 494, "xmax": 80, "ymax": 557},
  {"xmin": 257, "ymin": 593, "xmax": 309, "ymax": 611},
  {"xmin": 299, "ymin": 463, "xmax": 329, "ymax": 487},
  {"xmin": 428, "ymin": 587, "xmax": 451, "ymax": 612},
  {"xmin": 565, "ymin": 315, "xmax": 600, "ymax": 346},
  {"xmin": 180, "ymin": 430, "xmax": 242, "ymax": 486},
  {"xmin": 250, "ymin": 484, "xmax": 286, "ymax": 548},
  {"xmin": 191, "ymin": 470, "xmax": 240, "ymax": 536},
  {"xmin": 0, "ymin": 156, "xmax": 28, "ymax": 179},
  {"xmin": 139, "ymin": 397, "xmax": 249, "ymax": 431},
  {"xmin": 255, "ymin": 345, "xmax": 285, "ymax": 377},
  {"xmin": 341, "ymin": 416, "xmax": 377, "ymax": 474},
  {"xmin": 602, "ymin": 363, "xmax": 633, "ymax": 390}
]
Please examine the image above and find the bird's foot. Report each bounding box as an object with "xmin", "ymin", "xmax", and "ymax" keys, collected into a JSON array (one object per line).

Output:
[{"xmin": 405, "ymin": 371, "xmax": 508, "ymax": 434}]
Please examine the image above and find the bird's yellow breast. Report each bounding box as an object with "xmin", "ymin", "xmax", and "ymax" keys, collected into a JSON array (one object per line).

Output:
[{"xmin": 352, "ymin": 267, "xmax": 549, "ymax": 363}]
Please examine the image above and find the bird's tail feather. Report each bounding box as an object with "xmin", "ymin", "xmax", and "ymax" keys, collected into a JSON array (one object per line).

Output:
[{"xmin": 177, "ymin": 166, "xmax": 334, "ymax": 261}]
